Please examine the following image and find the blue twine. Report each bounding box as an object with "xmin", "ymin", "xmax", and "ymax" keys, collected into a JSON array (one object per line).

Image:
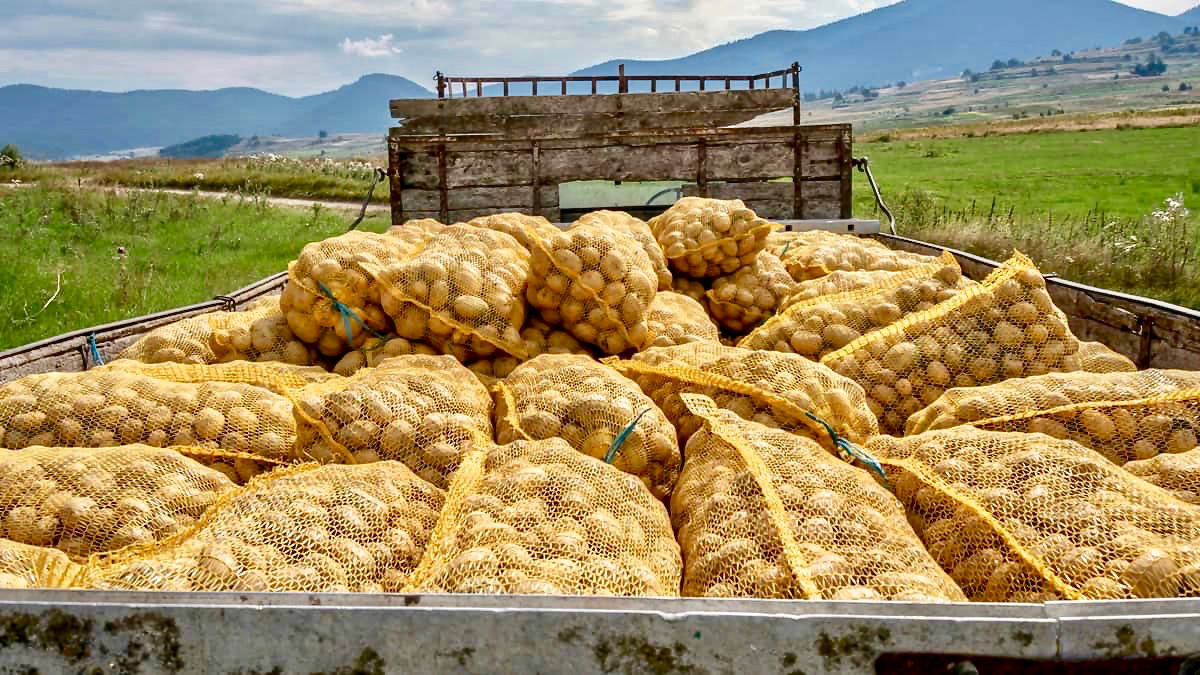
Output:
[
  {"xmin": 87, "ymin": 333, "xmax": 105, "ymax": 367},
  {"xmin": 316, "ymin": 281, "xmax": 390, "ymax": 347},
  {"xmin": 803, "ymin": 410, "xmax": 888, "ymax": 486},
  {"xmin": 605, "ymin": 408, "xmax": 653, "ymax": 464},
  {"xmin": 779, "ymin": 240, "xmax": 793, "ymax": 258}
]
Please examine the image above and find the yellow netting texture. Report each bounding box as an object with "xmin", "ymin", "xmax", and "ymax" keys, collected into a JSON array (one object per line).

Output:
[
  {"xmin": 574, "ymin": 210, "xmax": 673, "ymax": 291},
  {"xmin": 649, "ymin": 198, "xmax": 774, "ymax": 279},
  {"xmin": 100, "ymin": 359, "xmax": 338, "ymax": 397},
  {"xmin": 462, "ymin": 317, "xmax": 597, "ymax": 383},
  {"xmin": 905, "ymin": 370, "xmax": 1200, "ymax": 464},
  {"xmin": 408, "ymin": 438, "xmax": 681, "ymax": 596},
  {"xmin": 822, "ymin": 252, "xmax": 1082, "ymax": 436},
  {"xmin": 764, "ymin": 230, "xmax": 846, "ymax": 259},
  {"xmin": 673, "ymin": 395, "xmax": 964, "ymax": 601},
  {"xmin": 1124, "ymin": 448, "xmax": 1200, "ymax": 504},
  {"xmin": 90, "ymin": 462, "xmax": 445, "ymax": 593},
  {"xmin": 526, "ymin": 222, "xmax": 657, "ymax": 355},
  {"xmin": 643, "ymin": 291, "xmax": 722, "ymax": 349},
  {"xmin": 467, "ymin": 213, "xmax": 561, "ymax": 253},
  {"xmin": 119, "ymin": 295, "xmax": 319, "ymax": 367},
  {"xmin": 290, "ymin": 355, "xmax": 492, "ymax": 488},
  {"xmin": 494, "ymin": 354, "xmax": 680, "ymax": 499},
  {"xmin": 280, "ymin": 231, "xmax": 403, "ymax": 358},
  {"xmin": 0, "ymin": 370, "xmax": 297, "ymax": 463},
  {"xmin": 0, "ymin": 539, "xmax": 88, "ymax": 589},
  {"xmin": 783, "ymin": 269, "xmax": 915, "ymax": 307},
  {"xmin": 330, "ymin": 336, "xmax": 440, "ymax": 377},
  {"xmin": 606, "ymin": 343, "xmax": 878, "ymax": 457},
  {"xmin": 779, "ymin": 234, "xmax": 937, "ymax": 282},
  {"xmin": 0, "ymin": 445, "xmax": 235, "ymax": 560},
  {"xmin": 386, "ymin": 217, "xmax": 446, "ymax": 246},
  {"xmin": 706, "ymin": 251, "xmax": 796, "ymax": 334},
  {"xmin": 671, "ymin": 276, "xmax": 710, "ymax": 305},
  {"xmin": 372, "ymin": 224, "xmax": 531, "ymax": 361},
  {"xmin": 741, "ymin": 252, "xmax": 971, "ymax": 360},
  {"xmin": 872, "ymin": 427, "xmax": 1200, "ymax": 600},
  {"xmin": 1077, "ymin": 341, "xmax": 1138, "ymax": 374}
]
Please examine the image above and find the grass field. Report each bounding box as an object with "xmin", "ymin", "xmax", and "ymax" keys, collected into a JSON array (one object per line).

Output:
[{"xmin": 0, "ymin": 185, "xmax": 390, "ymax": 350}]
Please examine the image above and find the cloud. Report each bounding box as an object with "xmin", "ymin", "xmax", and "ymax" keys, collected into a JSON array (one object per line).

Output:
[{"xmin": 339, "ymin": 34, "xmax": 404, "ymax": 58}]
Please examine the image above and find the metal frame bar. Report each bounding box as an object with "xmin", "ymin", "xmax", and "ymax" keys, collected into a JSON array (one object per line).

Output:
[{"xmin": 435, "ymin": 63, "xmax": 802, "ymax": 98}]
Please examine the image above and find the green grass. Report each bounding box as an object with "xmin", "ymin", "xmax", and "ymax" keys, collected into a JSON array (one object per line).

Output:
[{"xmin": 0, "ymin": 185, "xmax": 390, "ymax": 350}]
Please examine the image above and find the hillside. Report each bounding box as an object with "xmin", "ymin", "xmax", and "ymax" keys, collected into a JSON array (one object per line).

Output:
[
  {"xmin": 1182, "ymin": 4, "xmax": 1200, "ymax": 20},
  {"xmin": 0, "ymin": 74, "xmax": 430, "ymax": 159}
]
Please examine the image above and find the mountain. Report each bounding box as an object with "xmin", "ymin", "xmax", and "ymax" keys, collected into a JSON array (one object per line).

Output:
[
  {"xmin": 574, "ymin": 0, "xmax": 1186, "ymax": 93},
  {"xmin": 1181, "ymin": 4, "xmax": 1200, "ymax": 20},
  {"xmin": 0, "ymin": 74, "xmax": 431, "ymax": 159}
]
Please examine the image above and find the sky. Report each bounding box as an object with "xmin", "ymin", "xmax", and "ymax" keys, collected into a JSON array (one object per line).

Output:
[{"xmin": 0, "ymin": 0, "xmax": 1195, "ymax": 97}]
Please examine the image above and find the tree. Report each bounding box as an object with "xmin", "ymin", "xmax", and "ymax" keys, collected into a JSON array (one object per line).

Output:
[
  {"xmin": 1063, "ymin": 53, "xmax": 1074, "ymax": 63},
  {"xmin": 1051, "ymin": 49, "xmax": 1063, "ymax": 57},
  {"xmin": 1132, "ymin": 53, "xmax": 1168, "ymax": 77},
  {"xmin": 0, "ymin": 144, "xmax": 22, "ymax": 169},
  {"xmin": 961, "ymin": 68, "xmax": 974, "ymax": 79},
  {"xmin": 318, "ymin": 130, "xmax": 328, "ymax": 139},
  {"xmin": 1007, "ymin": 58, "xmax": 1023, "ymax": 68},
  {"xmin": 1180, "ymin": 83, "xmax": 1193, "ymax": 92},
  {"xmin": 1031, "ymin": 68, "xmax": 1039, "ymax": 77},
  {"xmin": 991, "ymin": 60, "xmax": 1006, "ymax": 71},
  {"xmin": 1125, "ymin": 37, "xmax": 1143, "ymax": 45},
  {"xmin": 1163, "ymin": 84, "xmax": 1172, "ymax": 92}
]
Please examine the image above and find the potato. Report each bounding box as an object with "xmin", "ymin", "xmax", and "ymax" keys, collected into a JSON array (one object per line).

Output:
[
  {"xmin": 871, "ymin": 426, "xmax": 1200, "ymax": 600},
  {"xmin": 330, "ymin": 335, "xmax": 440, "ymax": 376},
  {"xmin": 607, "ymin": 342, "xmax": 878, "ymax": 459},
  {"xmin": 526, "ymin": 221, "xmax": 657, "ymax": 355},
  {"xmin": 671, "ymin": 276, "xmax": 709, "ymax": 305},
  {"xmin": 385, "ymin": 218, "xmax": 445, "ymax": 249},
  {"xmin": 823, "ymin": 253, "xmax": 1084, "ymax": 436},
  {"xmin": 495, "ymin": 354, "xmax": 680, "ymax": 498},
  {"xmin": 92, "ymin": 461, "xmax": 445, "ymax": 593},
  {"xmin": 1123, "ymin": 447, "xmax": 1200, "ymax": 503},
  {"xmin": 0, "ymin": 539, "xmax": 87, "ymax": 589},
  {"xmin": 906, "ymin": 370, "xmax": 1200, "ymax": 464},
  {"xmin": 777, "ymin": 232, "xmax": 936, "ymax": 282},
  {"xmin": 1075, "ymin": 341, "xmax": 1137, "ymax": 374},
  {"xmin": 292, "ymin": 355, "xmax": 492, "ymax": 489},
  {"xmin": 466, "ymin": 213, "xmax": 559, "ymax": 254},
  {"xmin": 642, "ymin": 292, "xmax": 722, "ymax": 349},
  {"xmin": 372, "ymin": 224, "xmax": 531, "ymax": 361},
  {"xmin": 743, "ymin": 251, "xmax": 971, "ymax": 360},
  {"xmin": 100, "ymin": 359, "xmax": 337, "ymax": 398},
  {"xmin": 671, "ymin": 395, "xmax": 962, "ymax": 600},
  {"xmin": 782, "ymin": 268, "xmax": 915, "ymax": 307},
  {"xmin": 705, "ymin": 251, "xmax": 796, "ymax": 334},
  {"xmin": 574, "ymin": 210, "xmax": 672, "ymax": 291},
  {"xmin": 411, "ymin": 439, "xmax": 680, "ymax": 596},
  {"xmin": 649, "ymin": 197, "xmax": 774, "ymax": 279},
  {"xmin": 280, "ymin": 231, "xmax": 406, "ymax": 359}
]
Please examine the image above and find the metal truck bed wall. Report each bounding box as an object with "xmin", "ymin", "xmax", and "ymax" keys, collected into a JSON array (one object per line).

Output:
[{"xmin": 0, "ymin": 591, "xmax": 1198, "ymax": 673}]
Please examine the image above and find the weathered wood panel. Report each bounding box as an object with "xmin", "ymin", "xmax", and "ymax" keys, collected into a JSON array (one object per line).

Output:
[
  {"xmin": 398, "ymin": 186, "xmax": 559, "ymax": 211},
  {"xmin": 394, "ymin": 109, "xmax": 790, "ymax": 138},
  {"xmin": 391, "ymin": 89, "xmax": 794, "ymax": 119},
  {"xmin": 401, "ymin": 207, "xmax": 562, "ymax": 223},
  {"xmin": 681, "ymin": 180, "xmax": 843, "ymax": 220}
]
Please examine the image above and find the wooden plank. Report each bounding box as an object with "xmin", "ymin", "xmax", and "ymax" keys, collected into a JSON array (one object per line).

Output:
[
  {"xmin": 681, "ymin": 181, "xmax": 842, "ymax": 220},
  {"xmin": 391, "ymin": 89, "xmax": 795, "ymax": 118},
  {"xmin": 402, "ymin": 207, "xmax": 562, "ymax": 223},
  {"xmin": 393, "ymin": 109, "xmax": 793, "ymax": 137},
  {"xmin": 389, "ymin": 124, "xmax": 827, "ymax": 150},
  {"xmin": 399, "ymin": 186, "xmax": 559, "ymax": 211}
]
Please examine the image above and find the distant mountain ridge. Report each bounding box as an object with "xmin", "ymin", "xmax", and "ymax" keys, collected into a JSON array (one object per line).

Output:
[
  {"xmin": 1181, "ymin": 4, "xmax": 1200, "ymax": 20},
  {"xmin": 0, "ymin": 74, "xmax": 431, "ymax": 159}
]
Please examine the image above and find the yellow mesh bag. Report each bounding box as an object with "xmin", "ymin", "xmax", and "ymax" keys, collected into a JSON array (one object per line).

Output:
[
  {"xmin": 0, "ymin": 370, "xmax": 297, "ymax": 464},
  {"xmin": 741, "ymin": 252, "xmax": 970, "ymax": 360},
  {"xmin": 386, "ymin": 218, "xmax": 446, "ymax": 249},
  {"xmin": 100, "ymin": 358, "xmax": 338, "ymax": 397},
  {"xmin": 90, "ymin": 462, "xmax": 445, "ymax": 593},
  {"xmin": 649, "ymin": 197, "xmax": 775, "ymax": 279},
  {"xmin": 0, "ymin": 539, "xmax": 89, "ymax": 589},
  {"xmin": 467, "ymin": 212, "xmax": 560, "ymax": 253},
  {"xmin": 0, "ymin": 445, "xmax": 235, "ymax": 560},
  {"xmin": 606, "ymin": 343, "xmax": 878, "ymax": 458},
  {"xmin": 780, "ymin": 234, "xmax": 937, "ymax": 282},
  {"xmin": 371, "ymin": 224, "xmax": 531, "ymax": 361},
  {"xmin": 873, "ymin": 427, "xmax": 1200, "ymax": 600},
  {"xmin": 461, "ymin": 317, "xmax": 597, "ymax": 384},
  {"xmin": 526, "ymin": 222, "xmax": 657, "ymax": 355},
  {"xmin": 673, "ymin": 395, "xmax": 964, "ymax": 601},
  {"xmin": 290, "ymin": 355, "xmax": 492, "ymax": 488},
  {"xmin": 1077, "ymin": 341, "xmax": 1138, "ymax": 373},
  {"xmin": 905, "ymin": 370, "xmax": 1200, "ymax": 465},
  {"xmin": 280, "ymin": 231, "xmax": 404, "ymax": 359},
  {"xmin": 783, "ymin": 268, "xmax": 914, "ymax": 307},
  {"xmin": 330, "ymin": 335, "xmax": 440, "ymax": 377},
  {"xmin": 494, "ymin": 354, "xmax": 680, "ymax": 499},
  {"xmin": 1124, "ymin": 448, "xmax": 1200, "ymax": 504},
  {"xmin": 822, "ymin": 252, "xmax": 1082, "ymax": 436},
  {"xmin": 575, "ymin": 210, "xmax": 673, "ymax": 291},
  {"xmin": 407, "ymin": 438, "xmax": 681, "ymax": 596},
  {"xmin": 643, "ymin": 291, "xmax": 722, "ymax": 349},
  {"xmin": 671, "ymin": 276, "xmax": 709, "ymax": 305},
  {"xmin": 764, "ymin": 230, "xmax": 845, "ymax": 259},
  {"xmin": 119, "ymin": 295, "xmax": 319, "ymax": 367},
  {"xmin": 705, "ymin": 251, "xmax": 796, "ymax": 334}
]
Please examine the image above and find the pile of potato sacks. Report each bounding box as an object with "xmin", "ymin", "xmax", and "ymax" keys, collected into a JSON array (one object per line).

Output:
[{"xmin": 2, "ymin": 196, "xmax": 1200, "ymax": 603}]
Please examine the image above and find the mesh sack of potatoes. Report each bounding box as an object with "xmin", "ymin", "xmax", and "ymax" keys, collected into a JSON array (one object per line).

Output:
[
  {"xmin": 1124, "ymin": 448, "xmax": 1200, "ymax": 504},
  {"xmin": 873, "ymin": 427, "xmax": 1200, "ymax": 600},
  {"xmin": 575, "ymin": 210, "xmax": 672, "ymax": 291},
  {"xmin": 905, "ymin": 370, "xmax": 1200, "ymax": 465},
  {"xmin": 705, "ymin": 251, "xmax": 796, "ymax": 334},
  {"xmin": 386, "ymin": 217, "xmax": 445, "ymax": 249},
  {"xmin": 0, "ymin": 370, "xmax": 297, "ymax": 466},
  {"xmin": 407, "ymin": 438, "xmax": 681, "ymax": 596},
  {"xmin": 649, "ymin": 197, "xmax": 775, "ymax": 279},
  {"xmin": 330, "ymin": 335, "xmax": 439, "ymax": 377},
  {"xmin": 642, "ymin": 291, "xmax": 722, "ymax": 349},
  {"xmin": 671, "ymin": 276, "xmax": 710, "ymax": 306},
  {"xmin": 290, "ymin": 355, "xmax": 492, "ymax": 488},
  {"xmin": 526, "ymin": 221, "xmax": 657, "ymax": 355},
  {"xmin": 100, "ymin": 358, "xmax": 338, "ymax": 397},
  {"xmin": 781, "ymin": 269, "xmax": 914, "ymax": 309},
  {"xmin": 280, "ymin": 231, "xmax": 404, "ymax": 359},
  {"xmin": 370, "ymin": 224, "xmax": 531, "ymax": 362},
  {"xmin": 460, "ymin": 317, "xmax": 596, "ymax": 385},
  {"xmin": 606, "ymin": 343, "xmax": 878, "ymax": 459},
  {"xmin": 0, "ymin": 445, "xmax": 236, "ymax": 560},
  {"xmin": 494, "ymin": 354, "xmax": 680, "ymax": 499},
  {"xmin": 0, "ymin": 539, "xmax": 89, "ymax": 589},
  {"xmin": 467, "ymin": 213, "xmax": 561, "ymax": 253},
  {"xmin": 89, "ymin": 461, "xmax": 445, "ymax": 593},
  {"xmin": 741, "ymin": 252, "xmax": 971, "ymax": 361},
  {"xmin": 1076, "ymin": 341, "xmax": 1137, "ymax": 374},
  {"xmin": 119, "ymin": 295, "xmax": 319, "ymax": 367},
  {"xmin": 672, "ymin": 395, "xmax": 964, "ymax": 601},
  {"xmin": 779, "ymin": 234, "xmax": 938, "ymax": 283},
  {"xmin": 821, "ymin": 252, "xmax": 1083, "ymax": 436}
]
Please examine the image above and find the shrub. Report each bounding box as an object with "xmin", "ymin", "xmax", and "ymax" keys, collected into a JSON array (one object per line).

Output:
[{"xmin": 0, "ymin": 144, "xmax": 22, "ymax": 169}]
